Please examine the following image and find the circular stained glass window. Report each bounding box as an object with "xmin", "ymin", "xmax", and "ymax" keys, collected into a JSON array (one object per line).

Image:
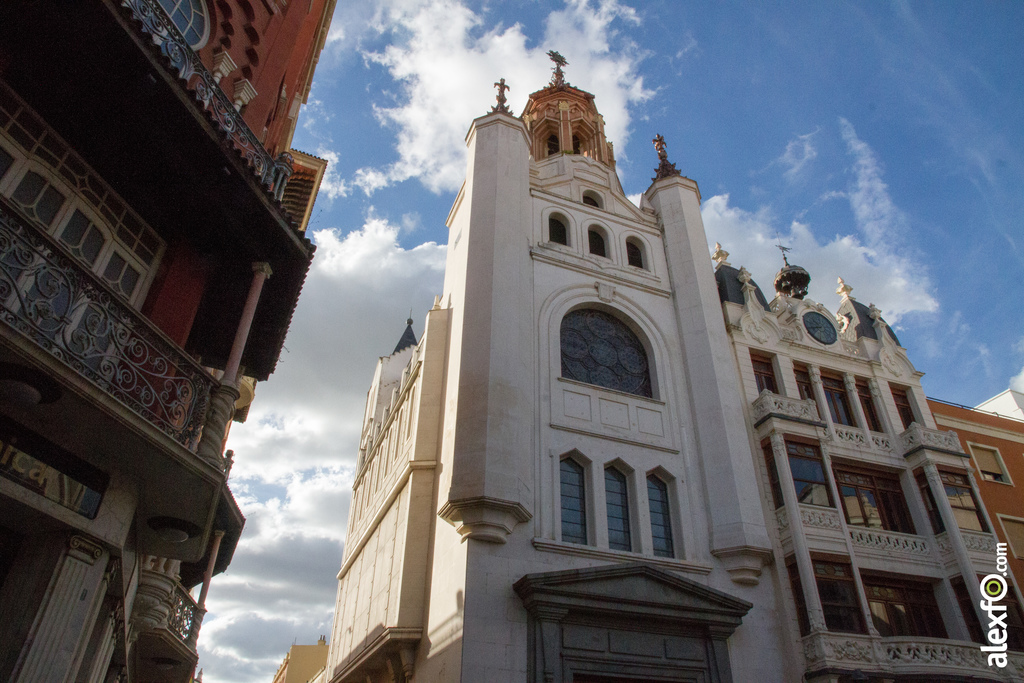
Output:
[{"xmin": 560, "ymin": 309, "xmax": 652, "ymax": 398}]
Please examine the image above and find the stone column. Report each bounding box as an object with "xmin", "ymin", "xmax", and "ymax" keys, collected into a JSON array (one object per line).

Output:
[
  {"xmin": 807, "ymin": 365, "xmax": 831, "ymax": 431},
  {"xmin": 646, "ymin": 173, "xmax": 771, "ymax": 584},
  {"xmin": 769, "ymin": 432, "xmax": 826, "ymax": 632},
  {"xmin": 922, "ymin": 463, "xmax": 987, "ymax": 628},
  {"xmin": 820, "ymin": 443, "xmax": 878, "ymax": 637},
  {"xmin": 866, "ymin": 378, "xmax": 896, "ymax": 439},
  {"xmin": 12, "ymin": 535, "xmax": 109, "ymax": 683},
  {"xmin": 843, "ymin": 373, "xmax": 872, "ymax": 444}
]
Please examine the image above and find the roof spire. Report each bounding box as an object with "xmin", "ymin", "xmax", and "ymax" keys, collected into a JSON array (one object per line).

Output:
[{"xmin": 392, "ymin": 316, "xmax": 418, "ymax": 354}]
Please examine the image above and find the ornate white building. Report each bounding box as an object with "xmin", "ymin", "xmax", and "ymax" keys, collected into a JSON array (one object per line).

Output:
[{"xmin": 320, "ymin": 69, "xmax": 1024, "ymax": 683}]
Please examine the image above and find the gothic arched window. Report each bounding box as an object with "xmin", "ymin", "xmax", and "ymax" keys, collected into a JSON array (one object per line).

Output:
[
  {"xmin": 560, "ymin": 309, "xmax": 652, "ymax": 398},
  {"xmin": 157, "ymin": 0, "xmax": 209, "ymax": 48}
]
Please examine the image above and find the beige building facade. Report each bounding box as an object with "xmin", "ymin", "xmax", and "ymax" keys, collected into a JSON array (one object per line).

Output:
[{"xmin": 321, "ymin": 73, "xmax": 1024, "ymax": 683}]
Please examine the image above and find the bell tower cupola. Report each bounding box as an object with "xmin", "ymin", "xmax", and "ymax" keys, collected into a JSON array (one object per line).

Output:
[{"xmin": 520, "ymin": 51, "xmax": 615, "ymax": 167}]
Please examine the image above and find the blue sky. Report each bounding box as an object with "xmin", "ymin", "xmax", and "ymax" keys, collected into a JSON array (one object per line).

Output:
[{"xmin": 198, "ymin": 2, "xmax": 1024, "ymax": 680}]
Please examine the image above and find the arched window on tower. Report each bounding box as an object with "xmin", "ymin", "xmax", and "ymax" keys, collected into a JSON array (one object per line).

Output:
[
  {"xmin": 647, "ymin": 475, "xmax": 674, "ymax": 557},
  {"xmin": 560, "ymin": 308, "xmax": 653, "ymax": 398},
  {"xmin": 587, "ymin": 228, "xmax": 606, "ymax": 257},
  {"xmin": 548, "ymin": 215, "xmax": 568, "ymax": 245},
  {"xmin": 572, "ymin": 135, "xmax": 581, "ymax": 154},
  {"xmin": 547, "ymin": 134, "xmax": 559, "ymax": 157},
  {"xmin": 582, "ymin": 190, "xmax": 602, "ymax": 208},
  {"xmin": 625, "ymin": 238, "xmax": 644, "ymax": 269}
]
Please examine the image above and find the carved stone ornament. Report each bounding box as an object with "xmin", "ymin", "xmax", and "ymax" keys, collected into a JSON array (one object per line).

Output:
[
  {"xmin": 803, "ymin": 633, "xmax": 874, "ymax": 667},
  {"xmin": 712, "ymin": 243, "xmax": 730, "ymax": 268},
  {"xmin": 69, "ymin": 535, "xmax": 105, "ymax": 564},
  {"xmin": 491, "ymin": 77, "xmax": 512, "ymax": 114},
  {"xmin": 960, "ymin": 528, "xmax": 999, "ymax": 554},
  {"xmin": 832, "ymin": 425, "xmax": 867, "ymax": 447},
  {"xmin": 438, "ymin": 496, "xmax": 532, "ymax": 543},
  {"xmin": 751, "ymin": 392, "xmax": 820, "ymax": 425},
  {"xmin": 595, "ymin": 281, "xmax": 615, "ymax": 303},
  {"xmin": 879, "ymin": 348, "xmax": 903, "ymax": 377},
  {"xmin": 743, "ymin": 317, "xmax": 769, "ymax": 344},
  {"xmin": 897, "ymin": 423, "xmax": 964, "ymax": 456},
  {"xmin": 774, "ymin": 507, "xmax": 789, "ymax": 531},
  {"xmin": 849, "ymin": 527, "xmax": 930, "ymax": 556},
  {"xmin": 800, "ymin": 506, "xmax": 843, "ymax": 530}
]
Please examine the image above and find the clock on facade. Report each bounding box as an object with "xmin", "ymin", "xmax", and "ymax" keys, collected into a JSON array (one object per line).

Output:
[{"xmin": 803, "ymin": 311, "xmax": 838, "ymax": 345}]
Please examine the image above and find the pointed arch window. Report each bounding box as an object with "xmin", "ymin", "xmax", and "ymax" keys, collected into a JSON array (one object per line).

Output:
[
  {"xmin": 605, "ymin": 467, "xmax": 631, "ymax": 551},
  {"xmin": 647, "ymin": 475, "xmax": 674, "ymax": 557},
  {"xmin": 560, "ymin": 309, "xmax": 652, "ymax": 398},
  {"xmin": 560, "ymin": 458, "xmax": 588, "ymax": 544}
]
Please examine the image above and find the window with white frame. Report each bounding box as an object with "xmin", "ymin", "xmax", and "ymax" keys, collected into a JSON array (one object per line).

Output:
[
  {"xmin": 156, "ymin": 0, "xmax": 210, "ymax": 48},
  {"xmin": 968, "ymin": 443, "xmax": 1011, "ymax": 484},
  {"xmin": 0, "ymin": 129, "xmax": 164, "ymax": 308}
]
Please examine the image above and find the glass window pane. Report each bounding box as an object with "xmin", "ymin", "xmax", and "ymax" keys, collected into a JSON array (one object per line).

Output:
[
  {"xmin": 560, "ymin": 309, "xmax": 652, "ymax": 398},
  {"xmin": 36, "ymin": 185, "xmax": 66, "ymax": 226},
  {"xmin": 0, "ymin": 146, "xmax": 13, "ymax": 180},
  {"xmin": 103, "ymin": 252, "xmax": 126, "ymax": 283},
  {"xmin": 647, "ymin": 476, "xmax": 673, "ymax": 558},
  {"xmin": 789, "ymin": 457, "xmax": 826, "ymax": 483},
  {"xmin": 605, "ymin": 468, "xmax": 631, "ymax": 551},
  {"xmin": 12, "ymin": 171, "xmax": 45, "ymax": 206},
  {"xmin": 119, "ymin": 263, "xmax": 141, "ymax": 297},
  {"xmin": 588, "ymin": 229, "xmax": 606, "ymax": 257},
  {"xmin": 560, "ymin": 460, "xmax": 587, "ymax": 544},
  {"xmin": 81, "ymin": 227, "xmax": 104, "ymax": 265}
]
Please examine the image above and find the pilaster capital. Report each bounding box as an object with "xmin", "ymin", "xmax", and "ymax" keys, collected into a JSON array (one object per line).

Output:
[
  {"xmin": 252, "ymin": 261, "xmax": 273, "ymax": 277},
  {"xmin": 69, "ymin": 534, "xmax": 105, "ymax": 565},
  {"xmin": 808, "ymin": 365, "xmax": 822, "ymax": 383}
]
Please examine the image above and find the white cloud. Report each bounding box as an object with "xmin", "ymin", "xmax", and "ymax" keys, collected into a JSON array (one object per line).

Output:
[
  {"xmin": 777, "ymin": 130, "xmax": 819, "ymax": 180},
  {"xmin": 1011, "ymin": 367, "xmax": 1024, "ymax": 393},
  {"xmin": 225, "ymin": 214, "xmax": 446, "ymax": 483},
  {"xmin": 352, "ymin": 0, "xmax": 652, "ymax": 195},
  {"xmin": 314, "ymin": 148, "xmax": 350, "ymax": 200},
  {"xmin": 702, "ymin": 191, "xmax": 935, "ymax": 323}
]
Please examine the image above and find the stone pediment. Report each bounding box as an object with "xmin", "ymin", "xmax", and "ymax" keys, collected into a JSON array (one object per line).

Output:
[{"xmin": 514, "ymin": 562, "xmax": 751, "ymax": 631}]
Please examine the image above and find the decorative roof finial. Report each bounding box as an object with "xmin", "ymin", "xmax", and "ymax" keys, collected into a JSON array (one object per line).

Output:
[
  {"xmin": 547, "ymin": 50, "xmax": 568, "ymax": 87},
  {"xmin": 712, "ymin": 242, "xmax": 731, "ymax": 268},
  {"xmin": 772, "ymin": 239, "xmax": 810, "ymax": 299},
  {"xmin": 836, "ymin": 277, "xmax": 853, "ymax": 300},
  {"xmin": 492, "ymin": 78, "xmax": 512, "ymax": 114},
  {"xmin": 652, "ymin": 134, "xmax": 682, "ymax": 181}
]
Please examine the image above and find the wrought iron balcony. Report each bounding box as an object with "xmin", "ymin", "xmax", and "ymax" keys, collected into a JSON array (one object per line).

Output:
[
  {"xmin": 130, "ymin": 556, "xmax": 204, "ymax": 680},
  {"xmin": 120, "ymin": 0, "xmax": 293, "ymax": 200},
  {"xmin": 0, "ymin": 199, "xmax": 214, "ymax": 450}
]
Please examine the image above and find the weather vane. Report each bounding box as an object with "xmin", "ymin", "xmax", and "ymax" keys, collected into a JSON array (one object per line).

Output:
[
  {"xmin": 492, "ymin": 77, "xmax": 511, "ymax": 114},
  {"xmin": 775, "ymin": 234, "xmax": 792, "ymax": 266},
  {"xmin": 547, "ymin": 50, "xmax": 568, "ymax": 87}
]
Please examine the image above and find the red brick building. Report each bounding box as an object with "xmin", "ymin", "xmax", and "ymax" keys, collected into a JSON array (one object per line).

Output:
[{"xmin": 0, "ymin": 0, "xmax": 333, "ymax": 680}]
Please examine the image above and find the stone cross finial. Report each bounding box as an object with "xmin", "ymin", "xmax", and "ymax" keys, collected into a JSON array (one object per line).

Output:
[
  {"xmin": 836, "ymin": 277, "xmax": 853, "ymax": 300},
  {"xmin": 651, "ymin": 134, "xmax": 682, "ymax": 180},
  {"xmin": 492, "ymin": 78, "xmax": 512, "ymax": 114},
  {"xmin": 712, "ymin": 242, "xmax": 731, "ymax": 267},
  {"xmin": 547, "ymin": 50, "xmax": 568, "ymax": 87}
]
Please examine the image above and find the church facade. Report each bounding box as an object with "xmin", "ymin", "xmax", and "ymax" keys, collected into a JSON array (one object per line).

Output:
[{"xmin": 321, "ymin": 69, "xmax": 1024, "ymax": 683}]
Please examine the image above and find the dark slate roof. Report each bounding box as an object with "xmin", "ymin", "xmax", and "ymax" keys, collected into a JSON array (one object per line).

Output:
[
  {"xmin": 393, "ymin": 318, "xmax": 418, "ymax": 354},
  {"xmin": 715, "ymin": 265, "xmax": 770, "ymax": 311},
  {"xmin": 838, "ymin": 298, "xmax": 900, "ymax": 345}
]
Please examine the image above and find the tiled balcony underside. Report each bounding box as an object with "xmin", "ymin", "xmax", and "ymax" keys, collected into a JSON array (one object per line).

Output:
[{"xmin": 0, "ymin": 202, "xmax": 213, "ymax": 449}]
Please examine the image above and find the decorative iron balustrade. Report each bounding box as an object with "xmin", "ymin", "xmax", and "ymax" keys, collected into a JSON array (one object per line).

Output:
[
  {"xmin": 120, "ymin": 0, "xmax": 293, "ymax": 201},
  {"xmin": 168, "ymin": 583, "xmax": 203, "ymax": 647},
  {"xmin": 0, "ymin": 203, "xmax": 213, "ymax": 448}
]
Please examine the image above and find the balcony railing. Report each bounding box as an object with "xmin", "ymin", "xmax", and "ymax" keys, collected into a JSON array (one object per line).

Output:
[
  {"xmin": 168, "ymin": 583, "xmax": 202, "ymax": 648},
  {"xmin": 803, "ymin": 632, "xmax": 1024, "ymax": 679},
  {"xmin": 897, "ymin": 423, "xmax": 964, "ymax": 457},
  {"xmin": 751, "ymin": 391, "xmax": 821, "ymax": 425},
  {"xmin": 849, "ymin": 527, "xmax": 929, "ymax": 557},
  {"xmin": 120, "ymin": 0, "xmax": 293, "ymax": 200},
  {"xmin": 0, "ymin": 201, "xmax": 214, "ymax": 449}
]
